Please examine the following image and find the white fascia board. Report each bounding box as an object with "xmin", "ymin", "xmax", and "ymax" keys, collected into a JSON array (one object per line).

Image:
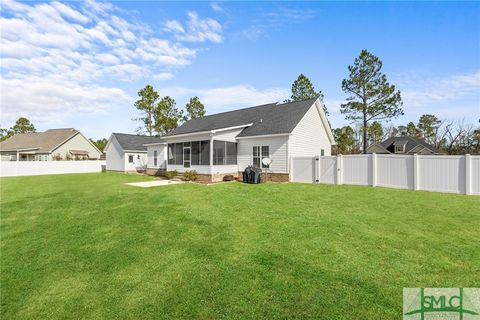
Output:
[
  {"xmin": 314, "ymin": 98, "xmax": 336, "ymax": 145},
  {"xmin": 211, "ymin": 123, "xmax": 253, "ymax": 134},
  {"xmin": 123, "ymin": 150, "xmax": 148, "ymax": 153},
  {"xmin": 143, "ymin": 142, "xmax": 167, "ymax": 146},
  {"xmin": 162, "ymin": 130, "xmax": 213, "ymax": 139},
  {"xmin": 236, "ymin": 133, "xmax": 291, "ymax": 140}
]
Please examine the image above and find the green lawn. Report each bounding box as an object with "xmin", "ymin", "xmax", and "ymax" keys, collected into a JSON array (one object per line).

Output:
[{"xmin": 1, "ymin": 173, "xmax": 479, "ymax": 319}]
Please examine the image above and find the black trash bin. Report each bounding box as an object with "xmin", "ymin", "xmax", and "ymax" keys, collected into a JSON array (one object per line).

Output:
[
  {"xmin": 243, "ymin": 166, "xmax": 253, "ymax": 183},
  {"xmin": 243, "ymin": 166, "xmax": 262, "ymax": 184}
]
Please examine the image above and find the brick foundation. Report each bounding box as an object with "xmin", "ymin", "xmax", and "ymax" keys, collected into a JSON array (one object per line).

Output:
[
  {"xmin": 263, "ymin": 172, "xmax": 290, "ymax": 182},
  {"xmin": 145, "ymin": 167, "xmax": 166, "ymax": 176},
  {"xmin": 239, "ymin": 171, "xmax": 290, "ymax": 182}
]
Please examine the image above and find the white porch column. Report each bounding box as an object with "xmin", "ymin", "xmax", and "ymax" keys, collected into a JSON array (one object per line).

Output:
[
  {"xmin": 209, "ymin": 134, "xmax": 214, "ymax": 174},
  {"xmin": 16, "ymin": 150, "xmax": 19, "ymax": 162}
]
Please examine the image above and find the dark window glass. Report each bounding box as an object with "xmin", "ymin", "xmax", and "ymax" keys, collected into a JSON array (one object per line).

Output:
[
  {"xmin": 191, "ymin": 141, "xmax": 200, "ymax": 165},
  {"xmin": 168, "ymin": 144, "xmax": 174, "ymax": 164},
  {"xmin": 226, "ymin": 142, "xmax": 237, "ymax": 165},
  {"xmin": 321, "ymin": 149, "xmax": 325, "ymax": 157},
  {"xmin": 175, "ymin": 143, "xmax": 183, "ymax": 165},
  {"xmin": 201, "ymin": 140, "xmax": 210, "ymax": 165},
  {"xmin": 154, "ymin": 150, "xmax": 158, "ymax": 166},
  {"xmin": 128, "ymin": 155, "xmax": 134, "ymax": 163},
  {"xmin": 213, "ymin": 140, "xmax": 225, "ymax": 165},
  {"xmin": 183, "ymin": 146, "xmax": 190, "ymax": 168},
  {"xmin": 253, "ymin": 146, "xmax": 260, "ymax": 167},
  {"xmin": 261, "ymin": 146, "xmax": 269, "ymax": 168}
]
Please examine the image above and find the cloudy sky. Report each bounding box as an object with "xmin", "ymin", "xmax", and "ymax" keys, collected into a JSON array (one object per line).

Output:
[{"xmin": 1, "ymin": 0, "xmax": 479, "ymax": 139}]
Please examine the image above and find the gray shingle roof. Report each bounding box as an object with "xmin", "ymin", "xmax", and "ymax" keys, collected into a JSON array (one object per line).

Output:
[
  {"xmin": 380, "ymin": 136, "xmax": 441, "ymax": 153},
  {"xmin": 112, "ymin": 133, "xmax": 162, "ymax": 151},
  {"xmin": 164, "ymin": 98, "xmax": 317, "ymax": 138}
]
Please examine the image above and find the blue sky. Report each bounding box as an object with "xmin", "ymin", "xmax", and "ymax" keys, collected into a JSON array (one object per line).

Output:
[{"xmin": 1, "ymin": 0, "xmax": 479, "ymax": 139}]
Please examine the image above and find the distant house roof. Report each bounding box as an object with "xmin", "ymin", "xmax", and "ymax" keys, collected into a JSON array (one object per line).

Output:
[
  {"xmin": 111, "ymin": 133, "xmax": 162, "ymax": 152},
  {"xmin": 164, "ymin": 98, "xmax": 319, "ymax": 138},
  {"xmin": 0, "ymin": 128, "xmax": 81, "ymax": 153},
  {"xmin": 368, "ymin": 136, "xmax": 441, "ymax": 154}
]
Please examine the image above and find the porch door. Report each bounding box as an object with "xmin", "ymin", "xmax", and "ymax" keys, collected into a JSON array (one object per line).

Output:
[{"xmin": 183, "ymin": 146, "xmax": 191, "ymax": 168}]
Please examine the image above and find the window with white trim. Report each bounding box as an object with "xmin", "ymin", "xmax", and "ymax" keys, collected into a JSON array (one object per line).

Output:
[
  {"xmin": 128, "ymin": 155, "xmax": 134, "ymax": 163},
  {"xmin": 153, "ymin": 150, "xmax": 158, "ymax": 166},
  {"xmin": 395, "ymin": 145, "xmax": 405, "ymax": 153},
  {"xmin": 253, "ymin": 146, "xmax": 269, "ymax": 168}
]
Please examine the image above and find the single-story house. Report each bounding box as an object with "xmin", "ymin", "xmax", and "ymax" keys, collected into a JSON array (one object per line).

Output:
[
  {"xmin": 145, "ymin": 98, "xmax": 335, "ymax": 182},
  {"xmin": 105, "ymin": 133, "xmax": 162, "ymax": 172},
  {"xmin": 366, "ymin": 136, "xmax": 442, "ymax": 155},
  {"xmin": 0, "ymin": 128, "xmax": 101, "ymax": 161}
]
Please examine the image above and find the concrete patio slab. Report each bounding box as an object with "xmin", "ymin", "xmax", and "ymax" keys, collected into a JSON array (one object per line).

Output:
[{"xmin": 126, "ymin": 180, "xmax": 184, "ymax": 188}]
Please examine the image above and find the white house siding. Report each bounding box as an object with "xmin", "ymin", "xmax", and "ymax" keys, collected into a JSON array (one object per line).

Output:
[
  {"xmin": 237, "ymin": 136, "xmax": 289, "ymax": 173},
  {"xmin": 51, "ymin": 133, "xmax": 102, "ymax": 160},
  {"xmin": 165, "ymin": 133, "xmax": 212, "ymax": 144},
  {"xmin": 147, "ymin": 145, "xmax": 167, "ymax": 169},
  {"xmin": 213, "ymin": 128, "xmax": 244, "ymax": 142},
  {"xmin": 124, "ymin": 152, "xmax": 147, "ymax": 172},
  {"xmin": 105, "ymin": 136, "xmax": 125, "ymax": 171},
  {"xmin": 289, "ymin": 103, "xmax": 332, "ymax": 157}
]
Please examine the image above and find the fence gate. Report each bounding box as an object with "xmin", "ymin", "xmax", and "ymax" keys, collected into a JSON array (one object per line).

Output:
[{"xmin": 291, "ymin": 156, "xmax": 318, "ymax": 183}]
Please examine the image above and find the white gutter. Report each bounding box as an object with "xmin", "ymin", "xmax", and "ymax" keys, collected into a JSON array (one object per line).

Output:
[
  {"xmin": 236, "ymin": 133, "xmax": 291, "ymax": 139},
  {"xmin": 143, "ymin": 142, "xmax": 167, "ymax": 146},
  {"xmin": 211, "ymin": 123, "xmax": 253, "ymax": 134},
  {"xmin": 163, "ymin": 123, "xmax": 253, "ymax": 139}
]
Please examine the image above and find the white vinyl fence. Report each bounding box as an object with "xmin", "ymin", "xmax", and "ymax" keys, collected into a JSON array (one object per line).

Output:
[
  {"xmin": 290, "ymin": 154, "xmax": 480, "ymax": 195},
  {"xmin": 0, "ymin": 160, "xmax": 106, "ymax": 177}
]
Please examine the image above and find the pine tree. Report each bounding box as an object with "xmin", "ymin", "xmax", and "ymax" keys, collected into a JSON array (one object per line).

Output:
[{"xmin": 341, "ymin": 50, "xmax": 403, "ymax": 153}]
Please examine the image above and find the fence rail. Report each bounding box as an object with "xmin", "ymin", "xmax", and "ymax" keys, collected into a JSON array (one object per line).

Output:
[
  {"xmin": 0, "ymin": 160, "xmax": 106, "ymax": 177},
  {"xmin": 291, "ymin": 154, "xmax": 479, "ymax": 195}
]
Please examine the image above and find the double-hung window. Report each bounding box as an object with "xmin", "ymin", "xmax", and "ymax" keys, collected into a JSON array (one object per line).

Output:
[
  {"xmin": 253, "ymin": 146, "xmax": 269, "ymax": 168},
  {"xmin": 128, "ymin": 155, "xmax": 134, "ymax": 163},
  {"xmin": 153, "ymin": 150, "xmax": 157, "ymax": 166}
]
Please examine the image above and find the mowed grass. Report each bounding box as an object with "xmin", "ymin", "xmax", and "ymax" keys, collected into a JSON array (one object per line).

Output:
[{"xmin": 1, "ymin": 173, "xmax": 479, "ymax": 319}]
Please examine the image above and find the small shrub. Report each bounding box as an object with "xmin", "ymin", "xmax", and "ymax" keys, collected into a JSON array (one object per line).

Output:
[
  {"xmin": 183, "ymin": 170, "xmax": 198, "ymax": 181},
  {"xmin": 164, "ymin": 170, "xmax": 177, "ymax": 180}
]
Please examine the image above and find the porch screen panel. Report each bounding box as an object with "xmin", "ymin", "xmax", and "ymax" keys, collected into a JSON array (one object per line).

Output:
[
  {"xmin": 226, "ymin": 142, "xmax": 237, "ymax": 165},
  {"xmin": 168, "ymin": 144, "xmax": 174, "ymax": 164},
  {"xmin": 174, "ymin": 143, "xmax": 183, "ymax": 165},
  {"xmin": 201, "ymin": 141, "xmax": 210, "ymax": 165},
  {"xmin": 191, "ymin": 141, "xmax": 200, "ymax": 165},
  {"xmin": 213, "ymin": 140, "xmax": 225, "ymax": 165}
]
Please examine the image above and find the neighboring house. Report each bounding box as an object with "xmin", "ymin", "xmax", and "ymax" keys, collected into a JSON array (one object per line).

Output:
[
  {"xmin": 0, "ymin": 128, "xmax": 101, "ymax": 161},
  {"xmin": 145, "ymin": 98, "xmax": 335, "ymax": 182},
  {"xmin": 366, "ymin": 136, "xmax": 442, "ymax": 155},
  {"xmin": 105, "ymin": 133, "xmax": 161, "ymax": 172}
]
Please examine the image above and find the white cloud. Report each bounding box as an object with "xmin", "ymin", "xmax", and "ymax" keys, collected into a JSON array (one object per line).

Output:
[
  {"xmin": 400, "ymin": 71, "xmax": 480, "ymax": 107},
  {"xmin": 163, "ymin": 85, "xmax": 289, "ymax": 113},
  {"xmin": 0, "ymin": 0, "xmax": 220, "ymax": 125},
  {"xmin": 240, "ymin": 7, "xmax": 316, "ymax": 41},
  {"xmin": 165, "ymin": 11, "xmax": 222, "ymax": 43},
  {"xmin": 1, "ymin": 76, "xmax": 131, "ymax": 123},
  {"xmin": 210, "ymin": 2, "xmax": 224, "ymax": 13},
  {"xmin": 153, "ymin": 73, "xmax": 174, "ymax": 81}
]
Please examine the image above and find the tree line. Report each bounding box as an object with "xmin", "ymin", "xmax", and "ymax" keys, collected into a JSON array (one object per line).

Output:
[{"xmin": 2, "ymin": 50, "xmax": 477, "ymax": 155}]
